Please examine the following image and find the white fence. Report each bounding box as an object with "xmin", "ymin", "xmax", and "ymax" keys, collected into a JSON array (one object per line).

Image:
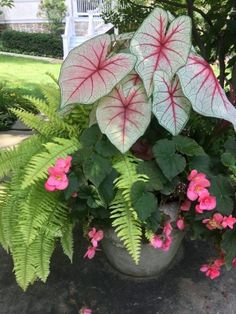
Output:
[{"xmin": 77, "ymin": 0, "xmax": 111, "ymax": 15}]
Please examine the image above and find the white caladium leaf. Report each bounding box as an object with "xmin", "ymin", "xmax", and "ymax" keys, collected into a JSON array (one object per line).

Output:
[
  {"xmin": 59, "ymin": 34, "xmax": 137, "ymax": 108},
  {"xmin": 153, "ymin": 71, "xmax": 191, "ymax": 136},
  {"xmin": 96, "ymin": 85, "xmax": 151, "ymax": 153},
  {"xmin": 121, "ymin": 70, "xmax": 142, "ymax": 97},
  {"xmin": 130, "ymin": 7, "xmax": 192, "ymax": 96},
  {"xmin": 178, "ymin": 53, "xmax": 236, "ymax": 130}
]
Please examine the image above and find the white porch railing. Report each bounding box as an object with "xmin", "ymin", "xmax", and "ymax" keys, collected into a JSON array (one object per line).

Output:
[
  {"xmin": 62, "ymin": 15, "xmax": 75, "ymax": 59},
  {"xmin": 77, "ymin": 0, "xmax": 112, "ymax": 16}
]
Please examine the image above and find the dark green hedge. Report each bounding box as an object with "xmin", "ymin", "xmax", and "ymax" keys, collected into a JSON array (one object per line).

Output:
[{"xmin": 1, "ymin": 29, "xmax": 63, "ymax": 58}]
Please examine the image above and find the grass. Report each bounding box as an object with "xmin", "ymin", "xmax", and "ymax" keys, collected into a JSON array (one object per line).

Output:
[{"xmin": 0, "ymin": 55, "xmax": 62, "ymax": 98}]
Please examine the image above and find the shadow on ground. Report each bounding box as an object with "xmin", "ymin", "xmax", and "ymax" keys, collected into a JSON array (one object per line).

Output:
[{"xmin": 0, "ymin": 236, "xmax": 235, "ymax": 314}]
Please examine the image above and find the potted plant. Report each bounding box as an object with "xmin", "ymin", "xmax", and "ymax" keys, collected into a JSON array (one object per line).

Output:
[{"xmin": 0, "ymin": 7, "xmax": 235, "ymax": 290}]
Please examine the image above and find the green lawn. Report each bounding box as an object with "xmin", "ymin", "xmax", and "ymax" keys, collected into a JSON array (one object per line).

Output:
[{"xmin": 0, "ymin": 55, "xmax": 62, "ymax": 98}]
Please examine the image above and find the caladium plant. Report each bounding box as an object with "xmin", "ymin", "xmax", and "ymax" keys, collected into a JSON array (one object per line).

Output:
[
  {"xmin": 59, "ymin": 6, "xmax": 236, "ymax": 153},
  {"xmin": 59, "ymin": 9, "xmax": 235, "ymax": 153}
]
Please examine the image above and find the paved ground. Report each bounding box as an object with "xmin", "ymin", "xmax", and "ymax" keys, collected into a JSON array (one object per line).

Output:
[
  {"xmin": 0, "ymin": 237, "xmax": 235, "ymax": 314},
  {"xmin": 0, "ymin": 126, "xmax": 236, "ymax": 314}
]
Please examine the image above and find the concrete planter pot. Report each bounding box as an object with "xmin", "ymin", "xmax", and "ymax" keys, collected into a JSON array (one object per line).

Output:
[{"xmin": 102, "ymin": 202, "xmax": 184, "ymax": 277}]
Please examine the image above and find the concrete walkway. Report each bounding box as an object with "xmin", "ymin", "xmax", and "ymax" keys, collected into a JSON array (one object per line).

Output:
[{"xmin": 0, "ymin": 121, "xmax": 32, "ymax": 149}]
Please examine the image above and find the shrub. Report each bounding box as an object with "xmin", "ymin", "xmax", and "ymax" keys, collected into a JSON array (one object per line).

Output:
[
  {"xmin": 38, "ymin": 0, "xmax": 67, "ymax": 35},
  {"xmin": 1, "ymin": 30, "xmax": 63, "ymax": 58},
  {"xmin": 0, "ymin": 83, "xmax": 34, "ymax": 130}
]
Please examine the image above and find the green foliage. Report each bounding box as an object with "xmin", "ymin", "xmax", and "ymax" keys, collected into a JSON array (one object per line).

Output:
[
  {"xmin": 83, "ymin": 152, "xmax": 113, "ymax": 187},
  {"xmin": 0, "ymin": 0, "xmax": 14, "ymax": 8},
  {"xmin": 38, "ymin": 0, "xmax": 67, "ymax": 35},
  {"xmin": 0, "ymin": 83, "xmax": 86, "ymax": 290},
  {"xmin": 1, "ymin": 30, "xmax": 63, "ymax": 58},
  {"xmin": 222, "ymin": 228, "xmax": 236, "ymax": 268},
  {"xmin": 209, "ymin": 175, "xmax": 235, "ymax": 215},
  {"xmin": 131, "ymin": 181, "xmax": 157, "ymax": 221},
  {"xmin": 110, "ymin": 154, "xmax": 148, "ymax": 264},
  {"xmin": 173, "ymin": 135, "xmax": 205, "ymax": 156},
  {"xmin": 0, "ymin": 83, "xmax": 34, "ymax": 130},
  {"xmin": 153, "ymin": 139, "xmax": 186, "ymax": 180}
]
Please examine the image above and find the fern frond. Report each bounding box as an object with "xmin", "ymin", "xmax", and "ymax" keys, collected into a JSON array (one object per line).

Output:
[
  {"xmin": 25, "ymin": 96, "xmax": 77, "ymax": 137},
  {"xmin": 61, "ymin": 222, "xmax": 74, "ymax": 262},
  {"xmin": 32, "ymin": 231, "xmax": 55, "ymax": 282},
  {"xmin": 10, "ymin": 108, "xmax": 53, "ymax": 136},
  {"xmin": 0, "ymin": 135, "xmax": 44, "ymax": 178},
  {"xmin": 110, "ymin": 193, "xmax": 142, "ymax": 264},
  {"xmin": 32, "ymin": 200, "xmax": 68, "ymax": 281},
  {"xmin": 110, "ymin": 154, "xmax": 147, "ymax": 264},
  {"xmin": 12, "ymin": 236, "xmax": 36, "ymax": 291},
  {"xmin": 22, "ymin": 137, "xmax": 80, "ymax": 188},
  {"xmin": 19, "ymin": 183, "xmax": 63, "ymax": 245}
]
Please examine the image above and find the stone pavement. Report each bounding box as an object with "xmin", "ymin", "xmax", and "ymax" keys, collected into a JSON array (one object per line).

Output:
[{"xmin": 0, "ymin": 125, "xmax": 236, "ymax": 314}]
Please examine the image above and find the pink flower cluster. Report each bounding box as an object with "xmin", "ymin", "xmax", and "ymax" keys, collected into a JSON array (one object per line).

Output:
[
  {"xmin": 84, "ymin": 228, "xmax": 104, "ymax": 259},
  {"xmin": 186, "ymin": 170, "xmax": 216, "ymax": 214},
  {"xmin": 203, "ymin": 213, "xmax": 236, "ymax": 230},
  {"xmin": 45, "ymin": 156, "xmax": 72, "ymax": 192},
  {"xmin": 150, "ymin": 222, "xmax": 173, "ymax": 251},
  {"xmin": 200, "ymin": 258, "xmax": 224, "ymax": 280},
  {"xmin": 80, "ymin": 307, "xmax": 92, "ymax": 314}
]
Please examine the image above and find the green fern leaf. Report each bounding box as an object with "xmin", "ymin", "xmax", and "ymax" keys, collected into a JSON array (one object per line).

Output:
[
  {"xmin": 61, "ymin": 222, "xmax": 74, "ymax": 262},
  {"xmin": 0, "ymin": 135, "xmax": 44, "ymax": 179},
  {"xmin": 111, "ymin": 193, "xmax": 142, "ymax": 264},
  {"xmin": 110, "ymin": 154, "xmax": 147, "ymax": 264},
  {"xmin": 22, "ymin": 137, "xmax": 80, "ymax": 188},
  {"xmin": 12, "ymin": 234, "xmax": 36, "ymax": 291}
]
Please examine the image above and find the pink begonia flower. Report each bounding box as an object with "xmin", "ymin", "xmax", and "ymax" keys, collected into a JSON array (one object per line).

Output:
[
  {"xmin": 200, "ymin": 264, "xmax": 220, "ymax": 280},
  {"xmin": 187, "ymin": 183, "xmax": 209, "ymax": 201},
  {"xmin": 162, "ymin": 236, "xmax": 173, "ymax": 251},
  {"xmin": 84, "ymin": 246, "xmax": 97, "ymax": 259},
  {"xmin": 80, "ymin": 307, "xmax": 92, "ymax": 314},
  {"xmin": 163, "ymin": 222, "xmax": 172, "ymax": 237},
  {"xmin": 188, "ymin": 170, "xmax": 209, "ymax": 183},
  {"xmin": 150, "ymin": 235, "xmax": 163, "ymax": 249},
  {"xmin": 221, "ymin": 215, "xmax": 236, "ymax": 229},
  {"xmin": 200, "ymin": 258, "xmax": 224, "ymax": 280},
  {"xmin": 198, "ymin": 191, "xmax": 216, "ymax": 211},
  {"xmin": 88, "ymin": 228, "xmax": 104, "ymax": 247},
  {"xmin": 54, "ymin": 156, "xmax": 72, "ymax": 173},
  {"xmin": 176, "ymin": 217, "xmax": 185, "ymax": 231},
  {"xmin": 202, "ymin": 213, "xmax": 223, "ymax": 230},
  {"xmin": 232, "ymin": 258, "xmax": 236, "ymax": 267},
  {"xmin": 45, "ymin": 168, "xmax": 69, "ymax": 191},
  {"xmin": 214, "ymin": 258, "xmax": 225, "ymax": 268},
  {"xmin": 180, "ymin": 200, "xmax": 191, "ymax": 211},
  {"xmin": 150, "ymin": 222, "xmax": 173, "ymax": 252}
]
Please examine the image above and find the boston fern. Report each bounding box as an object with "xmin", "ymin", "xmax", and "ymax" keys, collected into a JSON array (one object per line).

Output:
[{"xmin": 0, "ymin": 6, "xmax": 236, "ymax": 289}]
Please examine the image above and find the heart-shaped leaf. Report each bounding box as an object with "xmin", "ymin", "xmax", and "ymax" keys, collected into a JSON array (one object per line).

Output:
[
  {"xmin": 153, "ymin": 71, "xmax": 191, "ymax": 135},
  {"xmin": 153, "ymin": 139, "xmax": 186, "ymax": 180},
  {"xmin": 59, "ymin": 34, "xmax": 136, "ymax": 108},
  {"xmin": 130, "ymin": 8, "xmax": 192, "ymax": 96},
  {"xmin": 96, "ymin": 84, "xmax": 151, "ymax": 154},
  {"xmin": 178, "ymin": 53, "xmax": 236, "ymax": 130}
]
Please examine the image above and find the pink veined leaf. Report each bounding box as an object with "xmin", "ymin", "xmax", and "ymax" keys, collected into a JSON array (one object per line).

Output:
[
  {"xmin": 130, "ymin": 7, "xmax": 192, "ymax": 96},
  {"xmin": 59, "ymin": 34, "xmax": 137, "ymax": 108},
  {"xmin": 178, "ymin": 53, "xmax": 236, "ymax": 131},
  {"xmin": 153, "ymin": 71, "xmax": 191, "ymax": 136},
  {"xmin": 120, "ymin": 70, "xmax": 142, "ymax": 97},
  {"xmin": 96, "ymin": 84, "xmax": 151, "ymax": 153}
]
